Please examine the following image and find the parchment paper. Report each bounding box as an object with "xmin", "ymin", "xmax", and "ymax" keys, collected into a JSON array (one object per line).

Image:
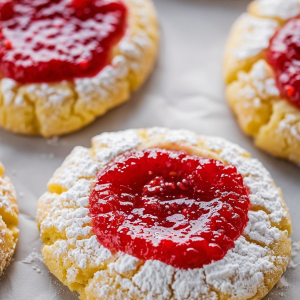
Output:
[{"xmin": 0, "ymin": 0, "xmax": 299, "ymax": 299}]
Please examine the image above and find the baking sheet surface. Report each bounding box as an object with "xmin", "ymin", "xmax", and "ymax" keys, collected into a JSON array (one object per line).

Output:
[{"xmin": 0, "ymin": 0, "xmax": 300, "ymax": 299}]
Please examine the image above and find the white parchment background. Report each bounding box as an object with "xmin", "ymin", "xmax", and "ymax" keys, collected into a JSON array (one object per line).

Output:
[{"xmin": 0, "ymin": 0, "xmax": 299, "ymax": 299}]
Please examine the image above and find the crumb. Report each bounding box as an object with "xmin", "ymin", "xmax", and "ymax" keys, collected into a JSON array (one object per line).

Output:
[
  {"xmin": 46, "ymin": 136, "xmax": 59, "ymax": 146},
  {"xmin": 22, "ymin": 249, "xmax": 43, "ymax": 264},
  {"xmin": 276, "ymin": 275, "xmax": 290, "ymax": 289}
]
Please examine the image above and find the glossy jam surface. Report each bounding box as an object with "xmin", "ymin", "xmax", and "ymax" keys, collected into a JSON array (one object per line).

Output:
[
  {"xmin": 0, "ymin": 0, "xmax": 127, "ymax": 83},
  {"xmin": 89, "ymin": 149, "xmax": 250, "ymax": 269},
  {"xmin": 268, "ymin": 18, "xmax": 300, "ymax": 108}
]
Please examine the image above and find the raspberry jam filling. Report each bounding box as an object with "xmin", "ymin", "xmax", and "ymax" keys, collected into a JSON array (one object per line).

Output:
[
  {"xmin": 89, "ymin": 149, "xmax": 250, "ymax": 269},
  {"xmin": 0, "ymin": 0, "xmax": 127, "ymax": 83},
  {"xmin": 268, "ymin": 18, "xmax": 300, "ymax": 108}
]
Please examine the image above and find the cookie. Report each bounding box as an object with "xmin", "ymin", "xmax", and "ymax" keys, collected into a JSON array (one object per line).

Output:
[
  {"xmin": 0, "ymin": 0, "xmax": 159, "ymax": 137},
  {"xmin": 224, "ymin": 0, "xmax": 300, "ymax": 165},
  {"xmin": 0, "ymin": 162, "xmax": 19, "ymax": 276},
  {"xmin": 37, "ymin": 128, "xmax": 291, "ymax": 300}
]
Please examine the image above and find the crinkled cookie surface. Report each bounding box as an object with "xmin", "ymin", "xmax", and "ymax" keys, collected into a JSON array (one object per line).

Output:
[
  {"xmin": 0, "ymin": 0, "xmax": 159, "ymax": 137},
  {"xmin": 37, "ymin": 128, "xmax": 292, "ymax": 300},
  {"xmin": 224, "ymin": 0, "xmax": 300, "ymax": 165},
  {"xmin": 0, "ymin": 162, "xmax": 19, "ymax": 276}
]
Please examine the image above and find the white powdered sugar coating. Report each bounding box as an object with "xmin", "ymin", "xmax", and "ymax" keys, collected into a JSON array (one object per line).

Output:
[
  {"xmin": 256, "ymin": 0, "xmax": 300, "ymax": 20},
  {"xmin": 234, "ymin": 14, "xmax": 278, "ymax": 60},
  {"xmin": 39, "ymin": 128, "xmax": 290, "ymax": 299},
  {"xmin": 244, "ymin": 175, "xmax": 286, "ymax": 223},
  {"xmin": 132, "ymin": 260, "xmax": 174, "ymax": 299},
  {"xmin": 73, "ymin": 0, "xmax": 153, "ymax": 104},
  {"xmin": 66, "ymin": 266, "xmax": 78, "ymax": 283},
  {"xmin": 203, "ymin": 134, "xmax": 286, "ymax": 223},
  {"xmin": 22, "ymin": 250, "xmax": 43, "ymax": 264},
  {"xmin": 244, "ymin": 211, "xmax": 281, "ymax": 245},
  {"xmin": 42, "ymin": 179, "xmax": 93, "ymax": 237},
  {"xmin": 278, "ymin": 114, "xmax": 300, "ymax": 141},
  {"xmin": 204, "ymin": 237, "xmax": 274, "ymax": 298},
  {"xmin": 92, "ymin": 129, "xmax": 141, "ymax": 164},
  {"xmin": 165, "ymin": 130, "xmax": 198, "ymax": 145},
  {"xmin": 75, "ymin": 55, "xmax": 128, "ymax": 103},
  {"xmin": 0, "ymin": 0, "xmax": 153, "ymax": 109},
  {"xmin": 148, "ymin": 127, "xmax": 198, "ymax": 145},
  {"xmin": 88, "ymin": 270, "xmax": 140, "ymax": 299},
  {"xmin": 29, "ymin": 83, "xmax": 73, "ymax": 107},
  {"xmin": 288, "ymin": 242, "xmax": 300, "ymax": 268},
  {"xmin": 43, "ymin": 179, "xmax": 112, "ymax": 271},
  {"xmin": 0, "ymin": 175, "xmax": 16, "ymax": 215},
  {"xmin": 1, "ymin": 79, "xmax": 17, "ymax": 105},
  {"xmin": 109, "ymin": 254, "xmax": 139, "ymax": 274},
  {"xmin": 49, "ymin": 130, "xmax": 140, "ymax": 191},
  {"xmin": 276, "ymin": 275, "xmax": 290, "ymax": 288},
  {"xmin": 48, "ymin": 146, "xmax": 99, "ymax": 191},
  {"xmin": 172, "ymin": 268, "xmax": 217, "ymax": 300},
  {"xmin": 54, "ymin": 235, "xmax": 112, "ymax": 270},
  {"xmin": 238, "ymin": 60, "xmax": 280, "ymax": 100},
  {"xmin": 250, "ymin": 60, "xmax": 279, "ymax": 96}
]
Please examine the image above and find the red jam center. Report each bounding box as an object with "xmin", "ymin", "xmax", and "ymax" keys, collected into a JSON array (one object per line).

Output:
[
  {"xmin": 89, "ymin": 149, "xmax": 250, "ymax": 269},
  {"xmin": 0, "ymin": 0, "xmax": 127, "ymax": 83},
  {"xmin": 268, "ymin": 18, "xmax": 300, "ymax": 108}
]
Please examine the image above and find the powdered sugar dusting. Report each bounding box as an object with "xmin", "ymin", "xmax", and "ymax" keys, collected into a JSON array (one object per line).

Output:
[
  {"xmin": 244, "ymin": 211, "xmax": 281, "ymax": 245},
  {"xmin": 39, "ymin": 128, "xmax": 290, "ymax": 299},
  {"xmin": 22, "ymin": 250, "xmax": 43, "ymax": 264},
  {"xmin": 148, "ymin": 127, "xmax": 198, "ymax": 145},
  {"xmin": 172, "ymin": 268, "xmax": 217, "ymax": 300},
  {"xmin": 87, "ymin": 270, "xmax": 141, "ymax": 299},
  {"xmin": 1, "ymin": 78, "xmax": 17, "ymax": 105},
  {"xmin": 48, "ymin": 146, "xmax": 99, "ymax": 191},
  {"xmin": 92, "ymin": 129, "xmax": 141, "ymax": 164},
  {"xmin": 278, "ymin": 114, "xmax": 300, "ymax": 141},
  {"xmin": 237, "ymin": 60, "xmax": 280, "ymax": 108},
  {"xmin": 204, "ymin": 237, "xmax": 274, "ymax": 298},
  {"xmin": 244, "ymin": 175, "xmax": 286, "ymax": 223},
  {"xmin": 256, "ymin": 0, "xmax": 300, "ymax": 20},
  {"xmin": 75, "ymin": 55, "xmax": 128, "ymax": 102},
  {"xmin": 204, "ymin": 135, "xmax": 287, "ymax": 223},
  {"xmin": 26, "ymin": 82, "xmax": 73, "ymax": 107},
  {"xmin": 0, "ymin": 0, "xmax": 157, "ymax": 137},
  {"xmin": 288, "ymin": 242, "xmax": 300, "ymax": 268},
  {"xmin": 247, "ymin": 60, "xmax": 279, "ymax": 98},
  {"xmin": 0, "ymin": 175, "xmax": 17, "ymax": 215},
  {"xmin": 109, "ymin": 253, "xmax": 139, "ymax": 274},
  {"xmin": 132, "ymin": 260, "xmax": 174, "ymax": 299},
  {"xmin": 234, "ymin": 14, "xmax": 278, "ymax": 60},
  {"xmin": 203, "ymin": 135, "xmax": 247, "ymax": 155},
  {"xmin": 52, "ymin": 235, "xmax": 112, "ymax": 271},
  {"xmin": 66, "ymin": 266, "xmax": 78, "ymax": 284},
  {"xmin": 276, "ymin": 275, "xmax": 290, "ymax": 288},
  {"xmin": 41, "ymin": 179, "xmax": 93, "ymax": 238},
  {"xmin": 164, "ymin": 129, "xmax": 198, "ymax": 145},
  {"xmin": 74, "ymin": 0, "xmax": 153, "ymax": 103},
  {"xmin": 41, "ymin": 179, "xmax": 112, "ymax": 272}
]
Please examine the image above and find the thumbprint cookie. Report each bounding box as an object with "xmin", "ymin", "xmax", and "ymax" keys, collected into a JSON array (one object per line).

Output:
[
  {"xmin": 0, "ymin": 162, "xmax": 18, "ymax": 276},
  {"xmin": 0, "ymin": 0, "xmax": 159, "ymax": 137},
  {"xmin": 37, "ymin": 128, "xmax": 291, "ymax": 300},
  {"xmin": 224, "ymin": 0, "xmax": 300, "ymax": 165}
]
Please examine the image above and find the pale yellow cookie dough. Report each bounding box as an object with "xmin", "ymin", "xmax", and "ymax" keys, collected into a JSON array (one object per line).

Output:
[
  {"xmin": 0, "ymin": 162, "xmax": 19, "ymax": 276},
  {"xmin": 0, "ymin": 0, "xmax": 159, "ymax": 137},
  {"xmin": 37, "ymin": 128, "xmax": 291, "ymax": 300},
  {"xmin": 224, "ymin": 0, "xmax": 300, "ymax": 165}
]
